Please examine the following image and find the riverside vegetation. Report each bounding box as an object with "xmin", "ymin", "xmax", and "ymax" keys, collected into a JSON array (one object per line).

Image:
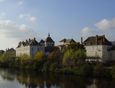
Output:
[{"xmin": 0, "ymin": 43, "xmax": 115, "ymax": 79}]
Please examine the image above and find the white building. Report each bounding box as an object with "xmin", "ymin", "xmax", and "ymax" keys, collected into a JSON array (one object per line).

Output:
[
  {"xmin": 16, "ymin": 38, "xmax": 45, "ymax": 57},
  {"xmin": 84, "ymin": 35, "xmax": 115, "ymax": 62},
  {"xmin": 16, "ymin": 34, "xmax": 55, "ymax": 57}
]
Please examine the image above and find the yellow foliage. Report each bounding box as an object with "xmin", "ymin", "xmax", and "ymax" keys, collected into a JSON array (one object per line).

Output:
[{"xmin": 34, "ymin": 51, "xmax": 44, "ymax": 60}]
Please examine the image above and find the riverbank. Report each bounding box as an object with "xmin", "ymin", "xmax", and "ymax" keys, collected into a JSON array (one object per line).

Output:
[{"xmin": 0, "ymin": 58, "xmax": 114, "ymax": 79}]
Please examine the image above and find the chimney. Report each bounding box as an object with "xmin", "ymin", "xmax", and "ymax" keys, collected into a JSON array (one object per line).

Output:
[
  {"xmin": 34, "ymin": 37, "xmax": 36, "ymax": 40},
  {"xmin": 96, "ymin": 35, "xmax": 98, "ymax": 45},
  {"xmin": 81, "ymin": 37, "xmax": 83, "ymax": 44},
  {"xmin": 102, "ymin": 35, "xmax": 105, "ymax": 44}
]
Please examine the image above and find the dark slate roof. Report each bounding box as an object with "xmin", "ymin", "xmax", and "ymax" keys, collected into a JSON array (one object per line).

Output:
[
  {"xmin": 17, "ymin": 38, "xmax": 39, "ymax": 48},
  {"xmin": 45, "ymin": 34, "xmax": 54, "ymax": 43},
  {"xmin": 59, "ymin": 38, "xmax": 76, "ymax": 44},
  {"xmin": 84, "ymin": 35, "xmax": 112, "ymax": 46},
  {"xmin": 39, "ymin": 39, "xmax": 45, "ymax": 46},
  {"xmin": 6, "ymin": 48, "xmax": 15, "ymax": 52},
  {"xmin": 39, "ymin": 39, "xmax": 45, "ymax": 43}
]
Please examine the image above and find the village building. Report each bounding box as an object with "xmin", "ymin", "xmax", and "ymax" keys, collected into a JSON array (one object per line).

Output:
[
  {"xmin": 58, "ymin": 38, "xmax": 77, "ymax": 51},
  {"xmin": 16, "ymin": 34, "xmax": 55, "ymax": 57},
  {"xmin": 84, "ymin": 35, "xmax": 115, "ymax": 62}
]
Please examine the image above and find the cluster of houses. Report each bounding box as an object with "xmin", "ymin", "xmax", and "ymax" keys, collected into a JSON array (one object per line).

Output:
[
  {"xmin": 0, "ymin": 34, "xmax": 115, "ymax": 63},
  {"xmin": 16, "ymin": 34, "xmax": 55, "ymax": 57}
]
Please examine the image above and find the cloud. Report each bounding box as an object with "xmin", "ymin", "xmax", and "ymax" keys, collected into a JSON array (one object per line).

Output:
[
  {"xmin": 0, "ymin": 0, "xmax": 5, "ymax": 2},
  {"xmin": 0, "ymin": 12, "xmax": 6, "ymax": 19},
  {"xmin": 81, "ymin": 27, "xmax": 94, "ymax": 37},
  {"xmin": 19, "ymin": 14, "xmax": 37, "ymax": 23},
  {"xmin": 95, "ymin": 18, "xmax": 115, "ymax": 30},
  {"xmin": 0, "ymin": 19, "xmax": 36, "ymax": 39},
  {"xmin": 18, "ymin": 1, "xmax": 23, "ymax": 6},
  {"xmin": 81, "ymin": 17, "xmax": 115, "ymax": 41}
]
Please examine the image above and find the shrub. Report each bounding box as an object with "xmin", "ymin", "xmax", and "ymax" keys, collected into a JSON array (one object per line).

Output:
[
  {"xmin": 111, "ymin": 65, "xmax": 115, "ymax": 79},
  {"xmin": 63, "ymin": 49, "xmax": 86, "ymax": 66},
  {"xmin": 93, "ymin": 64, "xmax": 105, "ymax": 77}
]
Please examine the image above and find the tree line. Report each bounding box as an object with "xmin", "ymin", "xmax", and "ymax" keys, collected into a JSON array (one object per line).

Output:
[{"xmin": 0, "ymin": 43, "xmax": 115, "ymax": 79}]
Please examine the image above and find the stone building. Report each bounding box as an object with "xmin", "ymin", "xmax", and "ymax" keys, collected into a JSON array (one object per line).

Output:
[
  {"xmin": 84, "ymin": 35, "xmax": 115, "ymax": 62},
  {"xmin": 16, "ymin": 34, "xmax": 55, "ymax": 57},
  {"xmin": 16, "ymin": 38, "xmax": 45, "ymax": 57}
]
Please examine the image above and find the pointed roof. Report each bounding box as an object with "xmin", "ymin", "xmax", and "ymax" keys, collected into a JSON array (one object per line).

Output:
[
  {"xmin": 40, "ymin": 39, "xmax": 45, "ymax": 43},
  {"xmin": 45, "ymin": 34, "xmax": 54, "ymax": 43},
  {"xmin": 17, "ymin": 38, "xmax": 39, "ymax": 48},
  {"xmin": 59, "ymin": 38, "xmax": 76, "ymax": 43}
]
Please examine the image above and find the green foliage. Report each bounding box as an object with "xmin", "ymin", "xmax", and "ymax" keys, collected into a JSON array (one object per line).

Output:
[
  {"xmin": 48, "ymin": 48, "xmax": 61, "ymax": 61},
  {"xmin": 63, "ymin": 49, "xmax": 86, "ymax": 66},
  {"xmin": 93, "ymin": 64, "xmax": 105, "ymax": 77},
  {"xmin": 62, "ymin": 43, "xmax": 86, "ymax": 66},
  {"xmin": 63, "ymin": 49, "xmax": 75, "ymax": 66},
  {"xmin": 18, "ymin": 54, "xmax": 31, "ymax": 60},
  {"xmin": 78, "ymin": 64, "xmax": 93, "ymax": 76},
  {"xmin": 67, "ymin": 43, "xmax": 85, "ymax": 51}
]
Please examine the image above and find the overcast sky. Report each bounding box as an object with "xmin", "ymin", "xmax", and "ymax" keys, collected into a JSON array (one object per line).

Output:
[{"xmin": 0, "ymin": 0, "xmax": 115, "ymax": 50}]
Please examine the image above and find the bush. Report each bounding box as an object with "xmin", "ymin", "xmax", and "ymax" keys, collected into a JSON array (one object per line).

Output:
[
  {"xmin": 93, "ymin": 64, "xmax": 105, "ymax": 77},
  {"xmin": 78, "ymin": 64, "xmax": 93, "ymax": 77},
  {"xmin": 111, "ymin": 65, "xmax": 115, "ymax": 79},
  {"xmin": 63, "ymin": 49, "xmax": 86, "ymax": 66}
]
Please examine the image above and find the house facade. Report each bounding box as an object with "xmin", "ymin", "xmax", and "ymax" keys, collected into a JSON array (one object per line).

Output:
[
  {"xmin": 16, "ymin": 38, "xmax": 45, "ymax": 57},
  {"xmin": 84, "ymin": 35, "xmax": 115, "ymax": 62},
  {"xmin": 16, "ymin": 34, "xmax": 55, "ymax": 57}
]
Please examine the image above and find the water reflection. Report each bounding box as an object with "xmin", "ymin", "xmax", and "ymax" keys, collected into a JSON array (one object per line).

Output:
[{"xmin": 0, "ymin": 68, "xmax": 115, "ymax": 88}]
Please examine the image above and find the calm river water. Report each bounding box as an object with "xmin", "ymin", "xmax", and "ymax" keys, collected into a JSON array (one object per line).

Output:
[{"xmin": 0, "ymin": 68, "xmax": 115, "ymax": 88}]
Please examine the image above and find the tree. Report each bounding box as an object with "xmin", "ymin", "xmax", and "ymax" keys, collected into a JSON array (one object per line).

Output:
[
  {"xmin": 93, "ymin": 64, "xmax": 105, "ymax": 77},
  {"xmin": 34, "ymin": 51, "xmax": 44, "ymax": 61},
  {"xmin": 111, "ymin": 65, "xmax": 115, "ymax": 79},
  {"xmin": 48, "ymin": 47, "xmax": 62, "ymax": 63},
  {"xmin": 62, "ymin": 43, "xmax": 86, "ymax": 66}
]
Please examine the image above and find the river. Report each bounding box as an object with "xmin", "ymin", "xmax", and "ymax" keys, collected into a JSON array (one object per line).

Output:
[{"xmin": 0, "ymin": 68, "xmax": 115, "ymax": 88}]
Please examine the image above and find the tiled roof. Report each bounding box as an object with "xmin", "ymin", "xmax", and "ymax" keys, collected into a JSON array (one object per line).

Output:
[
  {"xmin": 84, "ymin": 35, "xmax": 112, "ymax": 46},
  {"xmin": 6, "ymin": 48, "xmax": 15, "ymax": 52},
  {"xmin": 40, "ymin": 39, "xmax": 45, "ymax": 43},
  {"xmin": 17, "ymin": 38, "xmax": 39, "ymax": 47}
]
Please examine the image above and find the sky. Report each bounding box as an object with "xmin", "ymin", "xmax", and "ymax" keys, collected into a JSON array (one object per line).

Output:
[{"xmin": 0, "ymin": 0, "xmax": 115, "ymax": 50}]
